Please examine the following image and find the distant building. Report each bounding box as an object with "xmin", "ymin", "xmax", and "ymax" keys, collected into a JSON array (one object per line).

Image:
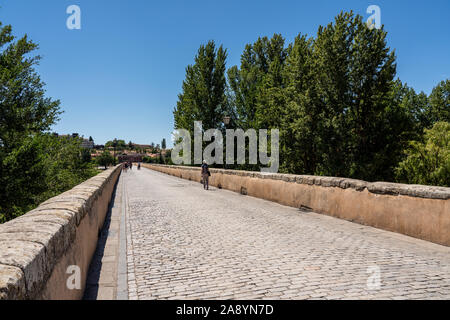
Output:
[
  {"xmin": 81, "ymin": 139, "xmax": 94, "ymax": 149},
  {"xmin": 118, "ymin": 154, "xmax": 144, "ymax": 163}
]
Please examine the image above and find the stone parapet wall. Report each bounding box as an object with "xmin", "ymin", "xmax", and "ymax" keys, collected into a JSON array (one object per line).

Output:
[
  {"xmin": 143, "ymin": 164, "xmax": 450, "ymax": 246},
  {"xmin": 0, "ymin": 165, "xmax": 122, "ymax": 300}
]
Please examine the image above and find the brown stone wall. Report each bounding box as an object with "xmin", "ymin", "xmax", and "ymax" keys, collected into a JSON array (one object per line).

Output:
[
  {"xmin": 0, "ymin": 165, "xmax": 122, "ymax": 300},
  {"xmin": 143, "ymin": 164, "xmax": 450, "ymax": 247}
]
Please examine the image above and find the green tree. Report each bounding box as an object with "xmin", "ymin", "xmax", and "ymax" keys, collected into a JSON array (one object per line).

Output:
[
  {"xmin": 106, "ymin": 139, "xmax": 126, "ymax": 150},
  {"xmin": 97, "ymin": 150, "xmax": 115, "ymax": 170},
  {"xmin": 227, "ymin": 35, "xmax": 287, "ymax": 170},
  {"xmin": 0, "ymin": 22, "xmax": 62, "ymax": 222},
  {"xmin": 397, "ymin": 83, "xmax": 431, "ymax": 134},
  {"xmin": 228, "ymin": 35, "xmax": 287, "ymax": 130},
  {"xmin": 0, "ymin": 134, "xmax": 98, "ymax": 223},
  {"xmin": 396, "ymin": 122, "xmax": 449, "ymax": 187},
  {"xmin": 37, "ymin": 135, "xmax": 98, "ymax": 202},
  {"xmin": 0, "ymin": 23, "xmax": 61, "ymax": 151},
  {"xmin": 174, "ymin": 40, "xmax": 228, "ymax": 137},
  {"xmin": 428, "ymin": 79, "xmax": 450, "ymax": 124},
  {"xmin": 308, "ymin": 11, "xmax": 401, "ymax": 181},
  {"xmin": 81, "ymin": 148, "xmax": 92, "ymax": 163},
  {"xmin": 161, "ymin": 138, "xmax": 166, "ymax": 150},
  {"xmin": 1, "ymin": 135, "xmax": 48, "ymax": 221},
  {"xmin": 254, "ymin": 34, "xmax": 288, "ymax": 129},
  {"xmin": 275, "ymin": 34, "xmax": 314, "ymax": 174}
]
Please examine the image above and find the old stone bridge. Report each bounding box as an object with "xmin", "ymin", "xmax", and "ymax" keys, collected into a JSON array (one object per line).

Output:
[{"xmin": 1, "ymin": 164, "xmax": 449, "ymax": 300}]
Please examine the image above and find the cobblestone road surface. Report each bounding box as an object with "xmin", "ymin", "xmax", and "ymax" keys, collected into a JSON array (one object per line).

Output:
[{"xmin": 121, "ymin": 168, "xmax": 450, "ymax": 300}]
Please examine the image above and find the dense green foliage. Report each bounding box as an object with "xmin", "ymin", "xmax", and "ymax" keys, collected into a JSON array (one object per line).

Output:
[
  {"xmin": 428, "ymin": 80, "xmax": 450, "ymax": 124},
  {"xmin": 173, "ymin": 11, "xmax": 449, "ymax": 186},
  {"xmin": 396, "ymin": 122, "xmax": 449, "ymax": 186},
  {"xmin": 174, "ymin": 40, "xmax": 229, "ymax": 135},
  {"xmin": 0, "ymin": 22, "xmax": 98, "ymax": 223}
]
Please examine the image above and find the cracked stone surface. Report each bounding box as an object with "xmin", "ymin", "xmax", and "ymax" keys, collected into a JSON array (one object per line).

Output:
[{"xmin": 122, "ymin": 168, "xmax": 450, "ymax": 300}]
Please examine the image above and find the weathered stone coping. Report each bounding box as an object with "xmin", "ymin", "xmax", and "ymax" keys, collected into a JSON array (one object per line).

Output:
[
  {"xmin": 0, "ymin": 165, "xmax": 122, "ymax": 300},
  {"xmin": 148, "ymin": 165, "xmax": 450, "ymax": 200}
]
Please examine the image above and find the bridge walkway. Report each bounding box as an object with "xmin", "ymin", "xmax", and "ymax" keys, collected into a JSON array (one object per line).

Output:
[{"xmin": 91, "ymin": 167, "xmax": 450, "ymax": 300}]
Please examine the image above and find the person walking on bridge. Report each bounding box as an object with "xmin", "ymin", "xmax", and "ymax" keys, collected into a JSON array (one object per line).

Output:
[{"xmin": 201, "ymin": 160, "xmax": 210, "ymax": 190}]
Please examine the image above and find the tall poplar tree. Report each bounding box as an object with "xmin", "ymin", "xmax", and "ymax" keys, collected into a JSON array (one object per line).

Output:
[
  {"xmin": 173, "ymin": 40, "xmax": 228, "ymax": 133},
  {"xmin": 280, "ymin": 34, "xmax": 316, "ymax": 174},
  {"xmin": 309, "ymin": 11, "xmax": 401, "ymax": 180},
  {"xmin": 0, "ymin": 22, "xmax": 62, "ymax": 221},
  {"xmin": 429, "ymin": 79, "xmax": 450, "ymax": 124}
]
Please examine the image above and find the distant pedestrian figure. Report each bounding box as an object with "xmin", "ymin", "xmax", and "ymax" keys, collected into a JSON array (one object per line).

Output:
[
  {"xmin": 129, "ymin": 162, "xmax": 133, "ymax": 170},
  {"xmin": 138, "ymin": 162, "xmax": 141, "ymax": 170},
  {"xmin": 201, "ymin": 160, "xmax": 210, "ymax": 190},
  {"xmin": 124, "ymin": 162, "xmax": 128, "ymax": 172}
]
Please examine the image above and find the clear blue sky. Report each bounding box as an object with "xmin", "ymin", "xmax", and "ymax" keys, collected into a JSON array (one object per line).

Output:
[{"xmin": 1, "ymin": 0, "xmax": 449, "ymax": 146}]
